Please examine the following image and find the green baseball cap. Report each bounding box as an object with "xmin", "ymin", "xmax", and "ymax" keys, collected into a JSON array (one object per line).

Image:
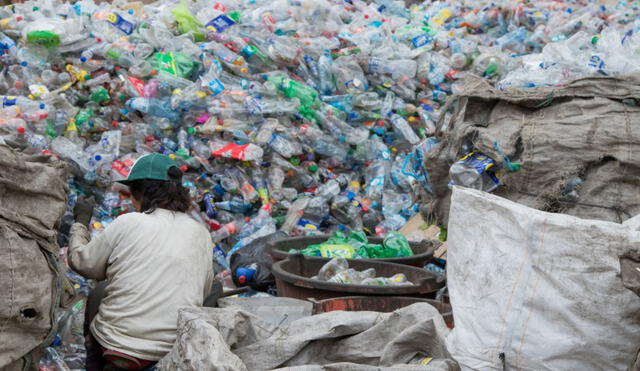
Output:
[{"xmin": 118, "ymin": 153, "xmax": 178, "ymax": 184}]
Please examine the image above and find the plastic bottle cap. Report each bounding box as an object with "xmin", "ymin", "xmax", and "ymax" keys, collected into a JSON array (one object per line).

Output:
[
  {"xmin": 112, "ymin": 121, "xmax": 118, "ymax": 127},
  {"xmin": 238, "ymin": 276, "xmax": 246, "ymax": 284},
  {"xmin": 308, "ymin": 164, "xmax": 318, "ymax": 172},
  {"xmin": 17, "ymin": 127, "xmax": 25, "ymax": 134},
  {"xmin": 187, "ymin": 127, "xmax": 195, "ymax": 134},
  {"xmin": 169, "ymin": 154, "xmax": 176, "ymax": 160},
  {"xmin": 150, "ymin": 69, "xmax": 157, "ymax": 75},
  {"xmin": 32, "ymin": 6, "xmax": 39, "ymax": 11},
  {"xmin": 20, "ymin": 61, "xmax": 27, "ymax": 67},
  {"xmin": 128, "ymin": 9, "xmax": 134, "ymax": 14},
  {"xmin": 39, "ymin": 103, "xmax": 45, "ymax": 109},
  {"xmin": 80, "ymin": 57, "xmax": 87, "ymax": 62},
  {"xmin": 180, "ymin": 165, "xmax": 188, "ymax": 172},
  {"xmin": 95, "ymin": 155, "xmax": 102, "ymax": 161}
]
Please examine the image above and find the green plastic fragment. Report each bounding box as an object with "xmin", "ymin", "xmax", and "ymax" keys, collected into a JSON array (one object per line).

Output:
[
  {"xmin": 89, "ymin": 86, "xmax": 110, "ymax": 104},
  {"xmin": 171, "ymin": 1, "xmax": 205, "ymax": 42},
  {"xmin": 27, "ymin": 30, "xmax": 60, "ymax": 48}
]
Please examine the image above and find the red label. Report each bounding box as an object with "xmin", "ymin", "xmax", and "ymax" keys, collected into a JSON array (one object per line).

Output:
[
  {"xmin": 211, "ymin": 143, "xmax": 248, "ymax": 160},
  {"xmin": 127, "ymin": 76, "xmax": 145, "ymax": 96}
]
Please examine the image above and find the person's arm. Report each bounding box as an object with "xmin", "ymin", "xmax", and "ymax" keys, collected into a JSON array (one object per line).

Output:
[
  {"xmin": 68, "ymin": 223, "xmax": 114, "ymax": 281},
  {"xmin": 203, "ymin": 230, "xmax": 215, "ymax": 300}
]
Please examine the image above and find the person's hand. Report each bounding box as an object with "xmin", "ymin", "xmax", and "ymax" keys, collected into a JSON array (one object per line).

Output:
[{"xmin": 74, "ymin": 196, "xmax": 96, "ymax": 228}]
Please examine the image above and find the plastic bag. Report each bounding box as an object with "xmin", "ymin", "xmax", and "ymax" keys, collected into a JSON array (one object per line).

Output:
[
  {"xmin": 171, "ymin": 1, "xmax": 205, "ymax": 42},
  {"xmin": 229, "ymin": 231, "xmax": 285, "ymax": 291}
]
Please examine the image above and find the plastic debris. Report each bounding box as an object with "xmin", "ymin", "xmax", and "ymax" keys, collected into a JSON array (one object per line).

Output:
[{"xmin": 313, "ymin": 257, "xmax": 413, "ymax": 286}]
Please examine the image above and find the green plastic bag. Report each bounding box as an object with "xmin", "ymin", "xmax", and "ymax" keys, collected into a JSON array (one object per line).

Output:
[
  {"xmin": 362, "ymin": 243, "xmax": 390, "ymax": 259},
  {"xmin": 293, "ymin": 245, "xmax": 321, "ymax": 256},
  {"xmin": 171, "ymin": 1, "xmax": 205, "ymax": 42},
  {"xmin": 383, "ymin": 232, "xmax": 413, "ymax": 257},
  {"xmin": 149, "ymin": 51, "xmax": 200, "ymax": 79}
]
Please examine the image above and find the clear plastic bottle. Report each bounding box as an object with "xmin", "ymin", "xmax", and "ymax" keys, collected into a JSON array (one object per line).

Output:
[
  {"xmin": 126, "ymin": 98, "xmax": 180, "ymax": 121},
  {"xmin": 280, "ymin": 196, "xmax": 310, "ymax": 233},
  {"xmin": 317, "ymin": 257, "xmax": 349, "ymax": 281},
  {"xmin": 388, "ymin": 113, "xmax": 420, "ymax": 145}
]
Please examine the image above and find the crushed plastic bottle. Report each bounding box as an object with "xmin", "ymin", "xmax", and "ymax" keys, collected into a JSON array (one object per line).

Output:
[{"xmin": 314, "ymin": 257, "xmax": 413, "ymax": 286}]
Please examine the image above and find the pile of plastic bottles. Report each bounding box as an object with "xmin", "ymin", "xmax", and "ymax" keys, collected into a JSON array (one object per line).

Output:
[
  {"xmin": 1, "ymin": 0, "xmax": 640, "ymax": 286},
  {"xmin": 314, "ymin": 257, "xmax": 413, "ymax": 286},
  {"xmin": 0, "ymin": 0, "xmax": 635, "ymax": 368}
]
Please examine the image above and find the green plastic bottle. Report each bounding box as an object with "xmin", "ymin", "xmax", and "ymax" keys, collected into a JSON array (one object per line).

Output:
[
  {"xmin": 89, "ymin": 87, "xmax": 110, "ymax": 104},
  {"xmin": 75, "ymin": 108, "xmax": 94, "ymax": 128}
]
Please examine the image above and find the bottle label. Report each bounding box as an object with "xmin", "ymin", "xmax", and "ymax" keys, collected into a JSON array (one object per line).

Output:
[
  {"xmin": 0, "ymin": 34, "xmax": 15, "ymax": 52},
  {"xmin": 241, "ymin": 183, "xmax": 256, "ymax": 195},
  {"xmin": 212, "ymin": 143, "xmax": 249, "ymax": 160},
  {"xmin": 412, "ymin": 33, "xmax": 433, "ymax": 48},
  {"xmin": 244, "ymin": 97, "xmax": 264, "ymax": 115},
  {"xmin": 2, "ymin": 96, "xmax": 16, "ymax": 107},
  {"xmin": 241, "ymin": 45, "xmax": 255, "ymax": 57},
  {"xmin": 205, "ymin": 14, "xmax": 236, "ymax": 33},
  {"xmin": 207, "ymin": 78, "xmax": 225, "ymax": 96},
  {"xmin": 127, "ymin": 76, "xmax": 145, "ymax": 96},
  {"xmin": 106, "ymin": 13, "xmax": 134, "ymax": 35},
  {"xmin": 367, "ymin": 57, "xmax": 381, "ymax": 74},
  {"xmin": 588, "ymin": 55, "xmax": 605, "ymax": 71}
]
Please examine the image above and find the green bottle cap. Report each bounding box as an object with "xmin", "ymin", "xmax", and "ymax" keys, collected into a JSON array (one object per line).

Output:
[
  {"xmin": 228, "ymin": 10, "xmax": 241, "ymax": 23},
  {"xmin": 290, "ymin": 156, "xmax": 301, "ymax": 166},
  {"xmin": 308, "ymin": 164, "xmax": 318, "ymax": 172}
]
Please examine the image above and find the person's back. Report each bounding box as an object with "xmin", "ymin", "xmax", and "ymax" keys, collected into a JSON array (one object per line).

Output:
[
  {"xmin": 68, "ymin": 153, "xmax": 213, "ymax": 369},
  {"xmin": 84, "ymin": 209, "xmax": 212, "ymax": 360}
]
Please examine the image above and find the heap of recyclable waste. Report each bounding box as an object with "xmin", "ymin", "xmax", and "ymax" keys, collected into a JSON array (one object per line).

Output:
[
  {"xmin": 2, "ymin": 0, "xmax": 639, "ymax": 258},
  {"xmin": 3, "ymin": 0, "xmax": 640, "ymax": 369}
]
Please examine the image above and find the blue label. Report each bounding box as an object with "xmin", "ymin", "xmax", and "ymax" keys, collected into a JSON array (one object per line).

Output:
[
  {"xmin": 420, "ymin": 103, "xmax": 435, "ymax": 112},
  {"xmin": 412, "ymin": 33, "xmax": 433, "ymax": 48},
  {"xmin": 241, "ymin": 45, "xmax": 255, "ymax": 57},
  {"xmin": 367, "ymin": 57, "xmax": 381, "ymax": 74},
  {"xmin": 0, "ymin": 35, "xmax": 15, "ymax": 52},
  {"xmin": 107, "ymin": 13, "xmax": 134, "ymax": 35},
  {"xmin": 205, "ymin": 14, "xmax": 236, "ymax": 33},
  {"xmin": 2, "ymin": 97, "xmax": 16, "ymax": 107},
  {"xmin": 244, "ymin": 97, "xmax": 264, "ymax": 115},
  {"xmin": 207, "ymin": 79, "xmax": 225, "ymax": 96},
  {"xmin": 588, "ymin": 55, "xmax": 605, "ymax": 70},
  {"xmin": 456, "ymin": 152, "xmax": 496, "ymax": 175}
]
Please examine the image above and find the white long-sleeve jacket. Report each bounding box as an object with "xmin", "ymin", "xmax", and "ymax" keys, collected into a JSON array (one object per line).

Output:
[{"xmin": 69, "ymin": 208, "xmax": 213, "ymax": 361}]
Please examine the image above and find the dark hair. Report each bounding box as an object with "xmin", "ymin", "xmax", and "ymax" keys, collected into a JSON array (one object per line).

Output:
[{"xmin": 128, "ymin": 166, "xmax": 191, "ymax": 213}]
